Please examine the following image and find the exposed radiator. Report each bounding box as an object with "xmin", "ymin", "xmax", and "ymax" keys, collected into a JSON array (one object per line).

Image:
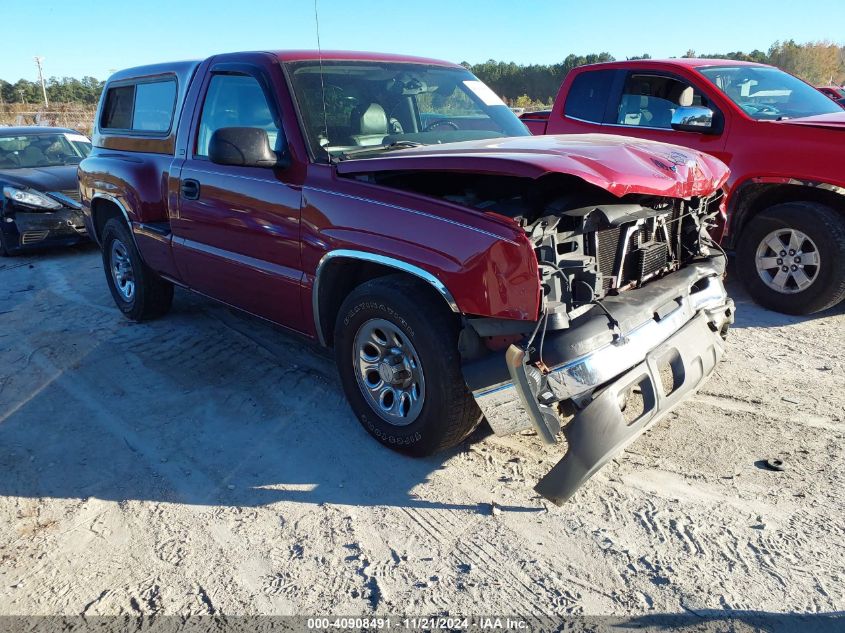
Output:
[{"xmin": 595, "ymin": 226, "xmax": 621, "ymax": 291}]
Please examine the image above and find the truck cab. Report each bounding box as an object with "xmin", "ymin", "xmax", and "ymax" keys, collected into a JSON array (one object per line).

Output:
[
  {"xmin": 533, "ymin": 59, "xmax": 845, "ymax": 315},
  {"xmin": 79, "ymin": 50, "xmax": 733, "ymax": 503}
]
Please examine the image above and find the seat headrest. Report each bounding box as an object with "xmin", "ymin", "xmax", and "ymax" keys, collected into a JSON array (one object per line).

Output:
[
  {"xmin": 678, "ymin": 86, "xmax": 694, "ymax": 107},
  {"xmin": 354, "ymin": 103, "xmax": 388, "ymax": 135}
]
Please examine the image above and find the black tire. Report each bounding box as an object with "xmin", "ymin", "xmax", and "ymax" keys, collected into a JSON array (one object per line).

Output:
[
  {"xmin": 0, "ymin": 229, "xmax": 12, "ymax": 257},
  {"xmin": 101, "ymin": 218, "xmax": 173, "ymax": 321},
  {"xmin": 737, "ymin": 202, "xmax": 845, "ymax": 314},
  {"xmin": 334, "ymin": 274, "xmax": 482, "ymax": 456}
]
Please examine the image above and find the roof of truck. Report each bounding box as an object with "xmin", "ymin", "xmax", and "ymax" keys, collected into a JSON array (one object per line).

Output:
[
  {"xmin": 108, "ymin": 60, "xmax": 201, "ymax": 84},
  {"xmin": 271, "ymin": 50, "xmax": 461, "ymax": 67},
  {"xmin": 575, "ymin": 58, "xmax": 769, "ymax": 72},
  {"xmin": 105, "ymin": 51, "xmax": 461, "ymax": 84}
]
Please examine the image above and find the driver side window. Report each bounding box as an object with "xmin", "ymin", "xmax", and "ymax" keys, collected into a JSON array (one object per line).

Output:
[
  {"xmin": 196, "ymin": 73, "xmax": 283, "ymax": 157},
  {"xmin": 617, "ymin": 74, "xmax": 704, "ymax": 129}
]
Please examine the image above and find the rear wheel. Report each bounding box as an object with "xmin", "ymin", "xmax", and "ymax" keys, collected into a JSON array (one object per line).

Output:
[
  {"xmin": 334, "ymin": 275, "xmax": 481, "ymax": 456},
  {"xmin": 101, "ymin": 218, "xmax": 173, "ymax": 321},
  {"xmin": 737, "ymin": 202, "xmax": 845, "ymax": 314}
]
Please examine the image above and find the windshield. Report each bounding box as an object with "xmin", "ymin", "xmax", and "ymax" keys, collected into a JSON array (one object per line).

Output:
[
  {"xmin": 698, "ymin": 66, "xmax": 842, "ymax": 120},
  {"xmin": 285, "ymin": 60, "xmax": 529, "ymax": 160},
  {"xmin": 0, "ymin": 132, "xmax": 92, "ymax": 169}
]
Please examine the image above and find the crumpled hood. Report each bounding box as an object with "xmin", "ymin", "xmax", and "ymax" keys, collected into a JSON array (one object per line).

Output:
[
  {"xmin": 336, "ymin": 134, "xmax": 730, "ymax": 198},
  {"xmin": 775, "ymin": 111, "xmax": 845, "ymax": 130},
  {"xmin": 0, "ymin": 165, "xmax": 78, "ymax": 192}
]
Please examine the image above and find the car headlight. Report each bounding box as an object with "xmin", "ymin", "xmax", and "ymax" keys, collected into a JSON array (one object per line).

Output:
[{"xmin": 2, "ymin": 186, "xmax": 63, "ymax": 210}]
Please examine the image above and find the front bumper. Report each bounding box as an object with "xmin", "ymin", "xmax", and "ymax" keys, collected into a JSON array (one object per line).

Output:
[
  {"xmin": 1, "ymin": 206, "xmax": 88, "ymax": 252},
  {"xmin": 463, "ymin": 260, "xmax": 734, "ymax": 504}
]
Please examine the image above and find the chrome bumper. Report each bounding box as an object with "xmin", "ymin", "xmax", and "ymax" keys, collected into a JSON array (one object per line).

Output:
[{"xmin": 465, "ymin": 263, "xmax": 734, "ymax": 504}]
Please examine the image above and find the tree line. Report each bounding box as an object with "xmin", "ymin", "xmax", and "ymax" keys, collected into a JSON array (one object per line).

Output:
[
  {"xmin": 0, "ymin": 76, "xmax": 104, "ymax": 106},
  {"xmin": 1, "ymin": 40, "xmax": 843, "ymax": 109}
]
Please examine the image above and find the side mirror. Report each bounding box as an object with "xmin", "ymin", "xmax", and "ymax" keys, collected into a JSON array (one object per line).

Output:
[
  {"xmin": 208, "ymin": 127, "xmax": 287, "ymax": 168},
  {"xmin": 671, "ymin": 106, "xmax": 716, "ymax": 134}
]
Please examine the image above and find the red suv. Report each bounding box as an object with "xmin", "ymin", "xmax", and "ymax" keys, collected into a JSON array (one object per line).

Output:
[{"xmin": 528, "ymin": 59, "xmax": 845, "ymax": 314}]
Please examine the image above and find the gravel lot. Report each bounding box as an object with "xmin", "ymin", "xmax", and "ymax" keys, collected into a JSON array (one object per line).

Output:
[{"xmin": 0, "ymin": 244, "xmax": 843, "ymax": 625}]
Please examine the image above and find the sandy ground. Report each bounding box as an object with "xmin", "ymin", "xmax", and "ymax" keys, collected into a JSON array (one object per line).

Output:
[{"xmin": 0, "ymin": 244, "xmax": 843, "ymax": 624}]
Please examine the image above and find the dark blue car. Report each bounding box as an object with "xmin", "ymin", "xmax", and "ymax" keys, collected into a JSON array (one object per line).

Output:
[{"xmin": 0, "ymin": 126, "xmax": 91, "ymax": 255}]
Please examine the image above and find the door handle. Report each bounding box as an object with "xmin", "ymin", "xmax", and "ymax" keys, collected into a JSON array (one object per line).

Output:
[{"xmin": 181, "ymin": 178, "xmax": 200, "ymax": 200}]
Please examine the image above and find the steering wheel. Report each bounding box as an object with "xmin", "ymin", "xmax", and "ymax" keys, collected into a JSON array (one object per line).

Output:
[
  {"xmin": 742, "ymin": 103, "xmax": 779, "ymax": 116},
  {"xmin": 422, "ymin": 119, "xmax": 460, "ymax": 132}
]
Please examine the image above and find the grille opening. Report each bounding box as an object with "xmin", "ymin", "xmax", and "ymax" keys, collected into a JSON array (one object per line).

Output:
[
  {"xmin": 59, "ymin": 188, "xmax": 81, "ymax": 202},
  {"xmin": 21, "ymin": 230, "xmax": 49, "ymax": 245}
]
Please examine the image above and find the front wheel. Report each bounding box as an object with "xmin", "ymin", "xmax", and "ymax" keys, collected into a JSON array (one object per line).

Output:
[
  {"xmin": 101, "ymin": 218, "xmax": 174, "ymax": 321},
  {"xmin": 737, "ymin": 202, "xmax": 845, "ymax": 314},
  {"xmin": 334, "ymin": 275, "xmax": 481, "ymax": 456},
  {"xmin": 0, "ymin": 228, "xmax": 13, "ymax": 257}
]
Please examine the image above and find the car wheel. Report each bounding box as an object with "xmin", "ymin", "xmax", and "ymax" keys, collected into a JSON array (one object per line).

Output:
[
  {"xmin": 334, "ymin": 274, "xmax": 482, "ymax": 456},
  {"xmin": 0, "ymin": 228, "xmax": 12, "ymax": 257},
  {"xmin": 737, "ymin": 202, "xmax": 845, "ymax": 315},
  {"xmin": 101, "ymin": 218, "xmax": 174, "ymax": 321}
]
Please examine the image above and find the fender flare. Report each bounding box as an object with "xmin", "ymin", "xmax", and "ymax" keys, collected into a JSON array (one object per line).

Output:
[
  {"xmin": 728, "ymin": 176, "xmax": 845, "ymax": 241},
  {"xmin": 90, "ymin": 193, "xmax": 136, "ymax": 246},
  {"xmin": 312, "ymin": 249, "xmax": 460, "ymax": 347}
]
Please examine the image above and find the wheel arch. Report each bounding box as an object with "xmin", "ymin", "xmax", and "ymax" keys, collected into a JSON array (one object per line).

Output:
[
  {"xmin": 313, "ymin": 250, "xmax": 459, "ymax": 348},
  {"xmin": 727, "ymin": 178, "xmax": 845, "ymax": 247},
  {"xmin": 91, "ymin": 193, "xmax": 134, "ymax": 245}
]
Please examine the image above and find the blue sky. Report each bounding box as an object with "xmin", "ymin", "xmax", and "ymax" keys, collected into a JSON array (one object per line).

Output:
[{"xmin": 3, "ymin": 0, "xmax": 843, "ymax": 81}]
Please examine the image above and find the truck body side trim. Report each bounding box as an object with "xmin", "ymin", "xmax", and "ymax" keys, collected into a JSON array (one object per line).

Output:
[{"xmin": 172, "ymin": 236, "xmax": 302, "ymax": 283}]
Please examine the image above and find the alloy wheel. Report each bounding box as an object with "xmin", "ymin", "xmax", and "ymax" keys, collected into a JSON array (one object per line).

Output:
[
  {"xmin": 755, "ymin": 228, "xmax": 820, "ymax": 294},
  {"xmin": 110, "ymin": 238, "xmax": 136, "ymax": 301},
  {"xmin": 352, "ymin": 318, "xmax": 425, "ymax": 426}
]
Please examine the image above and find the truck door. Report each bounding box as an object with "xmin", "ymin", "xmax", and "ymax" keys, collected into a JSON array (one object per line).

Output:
[
  {"xmin": 171, "ymin": 63, "xmax": 304, "ymax": 332},
  {"xmin": 605, "ymin": 72, "xmax": 730, "ymax": 165}
]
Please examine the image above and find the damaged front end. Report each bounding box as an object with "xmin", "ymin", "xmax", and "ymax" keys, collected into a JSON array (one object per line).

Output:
[
  {"xmin": 337, "ymin": 136, "xmax": 734, "ymax": 503},
  {"xmin": 1, "ymin": 187, "xmax": 87, "ymax": 252},
  {"xmin": 460, "ymin": 187, "xmax": 734, "ymax": 504}
]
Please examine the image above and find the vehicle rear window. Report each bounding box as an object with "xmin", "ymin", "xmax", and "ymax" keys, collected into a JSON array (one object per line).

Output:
[
  {"xmin": 101, "ymin": 85, "xmax": 134, "ymax": 129},
  {"xmin": 101, "ymin": 79, "xmax": 177, "ymax": 133},
  {"xmin": 564, "ymin": 70, "xmax": 615, "ymax": 123}
]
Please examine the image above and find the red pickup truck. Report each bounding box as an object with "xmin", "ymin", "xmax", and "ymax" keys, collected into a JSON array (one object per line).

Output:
[
  {"xmin": 79, "ymin": 51, "xmax": 733, "ymax": 503},
  {"xmin": 523, "ymin": 59, "xmax": 845, "ymax": 314}
]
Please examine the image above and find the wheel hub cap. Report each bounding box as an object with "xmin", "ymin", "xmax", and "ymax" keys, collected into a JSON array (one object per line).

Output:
[
  {"xmin": 353, "ymin": 319, "xmax": 425, "ymax": 426},
  {"xmin": 755, "ymin": 228, "xmax": 820, "ymax": 294},
  {"xmin": 109, "ymin": 239, "xmax": 136, "ymax": 301}
]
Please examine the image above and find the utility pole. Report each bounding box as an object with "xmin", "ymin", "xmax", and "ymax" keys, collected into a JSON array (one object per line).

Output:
[
  {"xmin": 18, "ymin": 88, "xmax": 25, "ymax": 104},
  {"xmin": 34, "ymin": 56, "xmax": 48, "ymax": 107}
]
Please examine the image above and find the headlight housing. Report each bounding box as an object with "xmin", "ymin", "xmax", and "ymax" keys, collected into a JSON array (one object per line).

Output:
[{"xmin": 2, "ymin": 186, "xmax": 63, "ymax": 210}]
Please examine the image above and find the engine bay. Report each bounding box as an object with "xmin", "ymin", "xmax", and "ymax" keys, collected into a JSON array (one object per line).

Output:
[{"xmin": 359, "ymin": 171, "xmax": 723, "ymax": 328}]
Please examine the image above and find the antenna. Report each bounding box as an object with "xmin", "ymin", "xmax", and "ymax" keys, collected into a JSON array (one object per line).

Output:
[{"xmin": 313, "ymin": 0, "xmax": 329, "ymax": 149}]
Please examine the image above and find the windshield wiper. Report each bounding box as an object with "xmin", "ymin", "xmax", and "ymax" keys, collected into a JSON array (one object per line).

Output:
[{"xmin": 334, "ymin": 140, "xmax": 425, "ymax": 162}]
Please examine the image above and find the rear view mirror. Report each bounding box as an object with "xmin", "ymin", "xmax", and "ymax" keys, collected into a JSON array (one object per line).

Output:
[
  {"xmin": 208, "ymin": 127, "xmax": 287, "ymax": 168},
  {"xmin": 671, "ymin": 106, "xmax": 716, "ymax": 134},
  {"xmin": 672, "ymin": 106, "xmax": 715, "ymax": 134}
]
